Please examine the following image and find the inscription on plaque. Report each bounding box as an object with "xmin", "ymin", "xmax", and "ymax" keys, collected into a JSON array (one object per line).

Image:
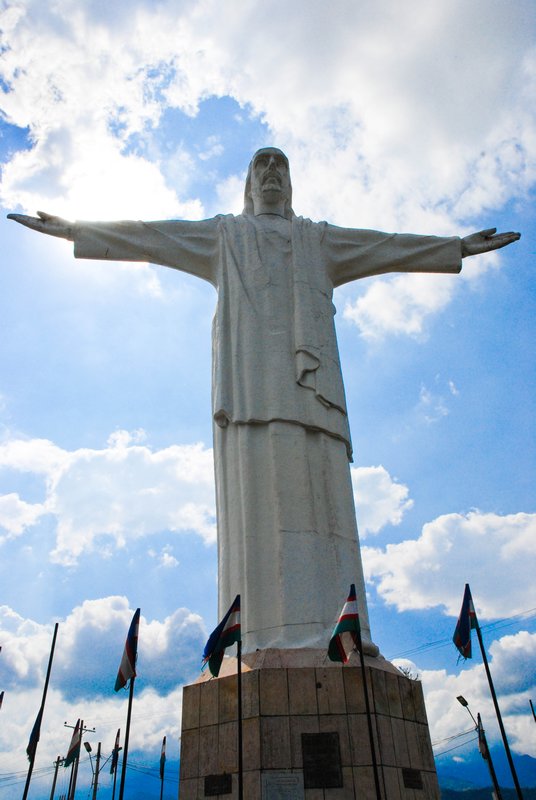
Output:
[
  {"xmin": 301, "ymin": 732, "xmax": 343, "ymax": 789},
  {"xmin": 261, "ymin": 772, "xmax": 304, "ymax": 799},
  {"xmin": 204, "ymin": 773, "xmax": 232, "ymax": 796},
  {"xmin": 402, "ymin": 768, "xmax": 423, "ymax": 790}
]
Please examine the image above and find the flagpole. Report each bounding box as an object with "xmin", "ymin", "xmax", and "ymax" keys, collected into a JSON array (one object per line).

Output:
[
  {"xmin": 67, "ymin": 762, "xmax": 75, "ymax": 800},
  {"xmin": 69, "ymin": 718, "xmax": 84, "ymax": 800},
  {"xmin": 22, "ymin": 621, "xmax": 59, "ymax": 800},
  {"xmin": 355, "ymin": 625, "xmax": 382, "ymax": 800},
  {"xmin": 118, "ymin": 676, "xmax": 135, "ymax": 800},
  {"xmin": 159, "ymin": 735, "xmax": 166, "ymax": 800},
  {"xmin": 474, "ymin": 622, "xmax": 523, "ymax": 799},
  {"xmin": 237, "ymin": 639, "xmax": 243, "ymax": 800}
]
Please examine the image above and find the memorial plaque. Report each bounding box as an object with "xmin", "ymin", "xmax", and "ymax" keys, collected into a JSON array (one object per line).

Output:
[
  {"xmin": 301, "ymin": 732, "xmax": 343, "ymax": 789},
  {"xmin": 261, "ymin": 771, "xmax": 304, "ymax": 799},
  {"xmin": 204, "ymin": 773, "xmax": 232, "ymax": 796},
  {"xmin": 402, "ymin": 767, "xmax": 423, "ymax": 789}
]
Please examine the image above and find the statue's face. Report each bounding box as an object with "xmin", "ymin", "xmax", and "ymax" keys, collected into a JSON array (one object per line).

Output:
[{"xmin": 250, "ymin": 148, "xmax": 291, "ymax": 206}]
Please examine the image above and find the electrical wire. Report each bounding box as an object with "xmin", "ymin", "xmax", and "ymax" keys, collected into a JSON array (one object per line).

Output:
[{"xmin": 387, "ymin": 606, "xmax": 536, "ymax": 661}]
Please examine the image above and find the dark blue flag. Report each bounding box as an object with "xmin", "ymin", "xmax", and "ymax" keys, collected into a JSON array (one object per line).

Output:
[{"xmin": 453, "ymin": 583, "xmax": 478, "ymax": 659}]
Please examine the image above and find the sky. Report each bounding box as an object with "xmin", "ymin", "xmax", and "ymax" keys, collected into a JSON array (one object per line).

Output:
[{"xmin": 0, "ymin": 0, "xmax": 535, "ymax": 795}]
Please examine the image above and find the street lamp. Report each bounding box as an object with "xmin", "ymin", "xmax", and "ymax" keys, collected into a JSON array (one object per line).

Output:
[
  {"xmin": 456, "ymin": 696, "xmax": 503, "ymax": 800},
  {"xmin": 84, "ymin": 741, "xmax": 102, "ymax": 799}
]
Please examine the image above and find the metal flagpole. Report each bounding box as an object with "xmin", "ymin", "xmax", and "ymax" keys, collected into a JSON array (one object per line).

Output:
[
  {"xmin": 66, "ymin": 761, "xmax": 75, "ymax": 800},
  {"xmin": 355, "ymin": 625, "xmax": 382, "ymax": 800},
  {"xmin": 474, "ymin": 623, "xmax": 523, "ymax": 799},
  {"xmin": 22, "ymin": 622, "xmax": 59, "ymax": 800},
  {"xmin": 118, "ymin": 677, "xmax": 135, "ymax": 800},
  {"xmin": 69, "ymin": 718, "xmax": 84, "ymax": 800},
  {"xmin": 159, "ymin": 736, "xmax": 166, "ymax": 800},
  {"xmin": 237, "ymin": 640, "xmax": 243, "ymax": 800}
]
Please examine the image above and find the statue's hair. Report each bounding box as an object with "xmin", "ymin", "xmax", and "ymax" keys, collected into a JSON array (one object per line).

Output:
[{"xmin": 243, "ymin": 147, "xmax": 294, "ymax": 218}]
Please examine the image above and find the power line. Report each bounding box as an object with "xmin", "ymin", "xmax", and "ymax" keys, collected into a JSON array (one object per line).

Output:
[
  {"xmin": 431, "ymin": 727, "xmax": 475, "ymax": 747},
  {"xmin": 387, "ymin": 606, "xmax": 536, "ymax": 661},
  {"xmin": 434, "ymin": 734, "xmax": 479, "ymax": 758}
]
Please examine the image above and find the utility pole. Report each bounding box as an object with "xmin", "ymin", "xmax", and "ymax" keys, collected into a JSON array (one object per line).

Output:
[
  {"xmin": 49, "ymin": 756, "xmax": 64, "ymax": 800},
  {"xmin": 92, "ymin": 743, "xmax": 102, "ymax": 800}
]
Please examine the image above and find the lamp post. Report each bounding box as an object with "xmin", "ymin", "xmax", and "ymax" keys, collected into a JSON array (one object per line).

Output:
[
  {"xmin": 457, "ymin": 696, "xmax": 503, "ymax": 800},
  {"xmin": 84, "ymin": 741, "xmax": 102, "ymax": 799}
]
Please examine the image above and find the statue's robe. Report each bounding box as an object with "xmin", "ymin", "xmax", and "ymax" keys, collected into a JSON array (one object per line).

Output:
[{"xmin": 74, "ymin": 213, "xmax": 461, "ymax": 653}]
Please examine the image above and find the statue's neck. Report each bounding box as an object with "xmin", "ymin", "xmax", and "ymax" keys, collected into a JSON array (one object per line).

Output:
[{"xmin": 254, "ymin": 210, "xmax": 288, "ymax": 219}]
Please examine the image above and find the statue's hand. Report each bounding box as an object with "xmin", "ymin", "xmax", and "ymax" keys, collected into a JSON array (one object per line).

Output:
[
  {"xmin": 7, "ymin": 210, "xmax": 74, "ymax": 240},
  {"xmin": 461, "ymin": 228, "xmax": 520, "ymax": 257}
]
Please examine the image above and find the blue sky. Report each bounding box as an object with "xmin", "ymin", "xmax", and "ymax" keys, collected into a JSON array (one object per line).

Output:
[{"xmin": 0, "ymin": 0, "xmax": 535, "ymax": 795}]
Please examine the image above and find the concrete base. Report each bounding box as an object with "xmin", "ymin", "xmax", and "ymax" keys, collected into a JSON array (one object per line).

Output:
[{"xmin": 178, "ymin": 649, "xmax": 440, "ymax": 799}]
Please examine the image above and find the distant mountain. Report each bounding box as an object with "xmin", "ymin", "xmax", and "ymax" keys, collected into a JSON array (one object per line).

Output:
[
  {"xmin": 441, "ymin": 791, "xmax": 536, "ymax": 800},
  {"xmin": 436, "ymin": 747, "xmax": 536, "ymax": 793}
]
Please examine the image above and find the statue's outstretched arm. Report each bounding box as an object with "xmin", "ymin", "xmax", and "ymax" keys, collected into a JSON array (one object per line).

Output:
[
  {"xmin": 7, "ymin": 211, "xmax": 74, "ymax": 241},
  {"xmin": 461, "ymin": 228, "xmax": 520, "ymax": 257}
]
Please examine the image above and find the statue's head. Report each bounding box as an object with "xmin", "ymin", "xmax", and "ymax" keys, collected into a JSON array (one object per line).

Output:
[{"xmin": 243, "ymin": 147, "xmax": 293, "ymax": 218}]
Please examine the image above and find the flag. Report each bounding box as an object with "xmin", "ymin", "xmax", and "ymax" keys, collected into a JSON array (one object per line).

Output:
[
  {"xmin": 159, "ymin": 735, "xmax": 166, "ymax": 779},
  {"xmin": 0, "ymin": 691, "xmax": 4, "ymax": 709},
  {"xmin": 114, "ymin": 608, "xmax": 140, "ymax": 691},
  {"xmin": 202, "ymin": 595, "xmax": 241, "ymax": 677},
  {"xmin": 64, "ymin": 719, "xmax": 81, "ymax": 767},
  {"xmin": 26, "ymin": 706, "xmax": 43, "ymax": 761},
  {"xmin": 477, "ymin": 714, "xmax": 489, "ymax": 761},
  {"xmin": 110, "ymin": 728, "xmax": 120, "ymax": 775},
  {"xmin": 453, "ymin": 584, "xmax": 478, "ymax": 659},
  {"xmin": 328, "ymin": 584, "xmax": 360, "ymax": 663}
]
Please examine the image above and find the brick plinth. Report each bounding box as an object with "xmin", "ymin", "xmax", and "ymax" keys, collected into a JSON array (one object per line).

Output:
[{"xmin": 178, "ymin": 649, "xmax": 440, "ymax": 799}]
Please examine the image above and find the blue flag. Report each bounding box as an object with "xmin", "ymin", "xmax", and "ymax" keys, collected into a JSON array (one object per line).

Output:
[
  {"xmin": 453, "ymin": 583, "xmax": 478, "ymax": 659},
  {"xmin": 26, "ymin": 707, "xmax": 43, "ymax": 761},
  {"xmin": 202, "ymin": 595, "xmax": 241, "ymax": 677},
  {"xmin": 114, "ymin": 608, "xmax": 140, "ymax": 691}
]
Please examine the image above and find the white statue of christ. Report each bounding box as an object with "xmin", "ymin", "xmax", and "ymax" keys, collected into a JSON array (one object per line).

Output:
[{"xmin": 8, "ymin": 147, "xmax": 520, "ymax": 655}]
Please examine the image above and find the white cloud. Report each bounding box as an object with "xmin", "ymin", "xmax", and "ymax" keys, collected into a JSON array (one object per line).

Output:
[
  {"xmin": 343, "ymin": 273, "xmax": 458, "ymax": 340},
  {"xmin": 0, "ymin": 598, "xmax": 205, "ymax": 698},
  {"xmin": 364, "ymin": 510, "xmax": 536, "ymax": 616},
  {"xmin": 351, "ymin": 465, "xmax": 413, "ymax": 536},
  {"xmin": 1, "ymin": 0, "xmax": 533, "ymax": 336},
  {"xmin": 0, "ymin": 492, "xmax": 47, "ymax": 537},
  {"xmin": 0, "ymin": 598, "xmax": 204, "ymax": 783},
  {"xmin": 0, "ymin": 430, "xmax": 216, "ymax": 564},
  {"xmin": 398, "ymin": 631, "xmax": 536, "ymax": 758},
  {"xmin": 415, "ymin": 384, "xmax": 450, "ymax": 424},
  {"xmin": 0, "ymin": 683, "xmax": 184, "ymax": 787}
]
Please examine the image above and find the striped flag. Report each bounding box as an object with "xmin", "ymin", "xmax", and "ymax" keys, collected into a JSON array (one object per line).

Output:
[
  {"xmin": 159, "ymin": 735, "xmax": 166, "ymax": 779},
  {"xmin": 110, "ymin": 728, "xmax": 120, "ymax": 774},
  {"xmin": 26, "ymin": 707, "xmax": 43, "ymax": 761},
  {"xmin": 64, "ymin": 719, "xmax": 81, "ymax": 767},
  {"xmin": 328, "ymin": 584, "xmax": 360, "ymax": 663},
  {"xmin": 453, "ymin": 584, "xmax": 478, "ymax": 659},
  {"xmin": 114, "ymin": 608, "xmax": 140, "ymax": 691},
  {"xmin": 202, "ymin": 595, "xmax": 241, "ymax": 677}
]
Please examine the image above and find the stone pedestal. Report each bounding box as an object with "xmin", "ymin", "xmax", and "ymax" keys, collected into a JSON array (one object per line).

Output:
[{"xmin": 178, "ymin": 649, "xmax": 440, "ymax": 799}]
